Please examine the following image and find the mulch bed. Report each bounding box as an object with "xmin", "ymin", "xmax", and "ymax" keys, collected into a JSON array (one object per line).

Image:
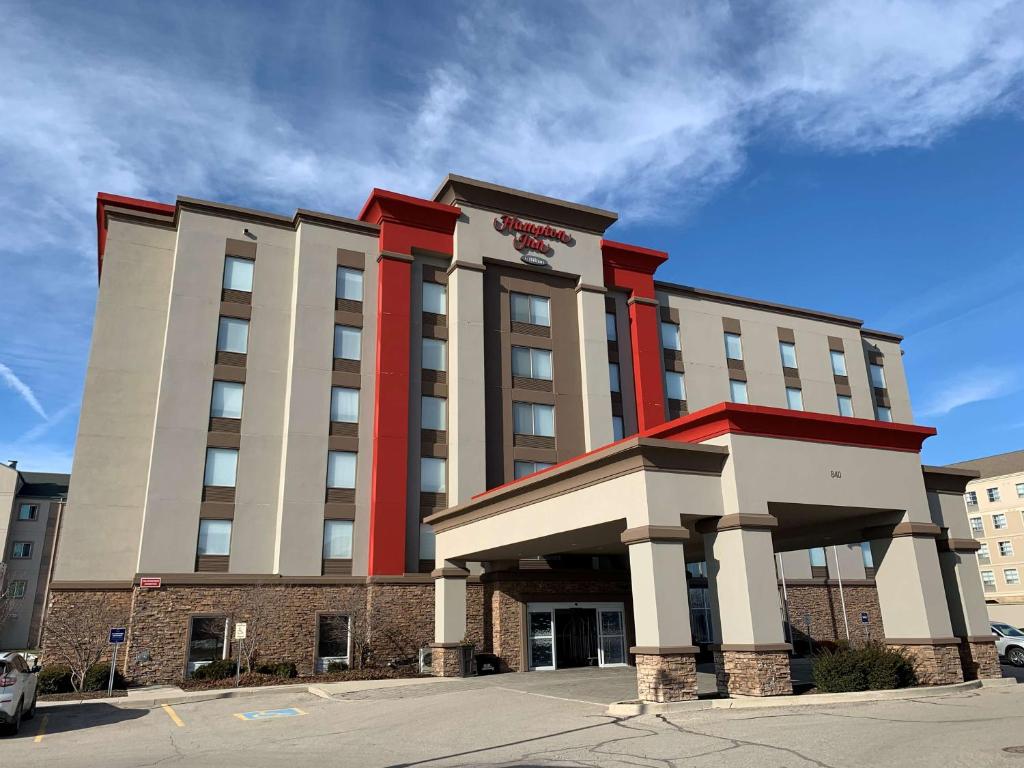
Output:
[
  {"xmin": 40, "ymin": 689, "xmax": 128, "ymax": 702},
  {"xmin": 179, "ymin": 666, "xmax": 425, "ymax": 691}
]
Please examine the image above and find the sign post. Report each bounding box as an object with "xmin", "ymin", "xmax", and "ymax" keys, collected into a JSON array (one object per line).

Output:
[
  {"xmin": 803, "ymin": 614, "xmax": 812, "ymax": 656},
  {"xmin": 860, "ymin": 612, "xmax": 870, "ymax": 643},
  {"xmin": 108, "ymin": 627, "xmax": 126, "ymax": 697},
  {"xmin": 234, "ymin": 622, "xmax": 247, "ymax": 687}
]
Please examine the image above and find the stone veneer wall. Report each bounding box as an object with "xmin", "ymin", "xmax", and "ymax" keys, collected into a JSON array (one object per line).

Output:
[
  {"xmin": 635, "ymin": 653, "xmax": 697, "ymax": 702},
  {"xmin": 714, "ymin": 649, "xmax": 793, "ymax": 696},
  {"xmin": 889, "ymin": 642, "xmax": 963, "ymax": 686},
  {"xmin": 783, "ymin": 583, "xmax": 882, "ymax": 649},
  {"xmin": 958, "ymin": 640, "xmax": 1002, "ymax": 681},
  {"xmin": 42, "ymin": 589, "xmax": 134, "ymax": 667}
]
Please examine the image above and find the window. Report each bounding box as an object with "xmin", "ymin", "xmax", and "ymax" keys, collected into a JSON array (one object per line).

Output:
[
  {"xmin": 512, "ymin": 346, "xmax": 552, "ymax": 380},
  {"xmin": 323, "ymin": 520, "xmax": 353, "ymax": 559},
  {"xmin": 999, "ymin": 541, "xmax": 1014, "ymax": 557},
  {"xmin": 724, "ymin": 332, "xmax": 743, "ymax": 361},
  {"xmin": 330, "ymin": 387, "xmax": 359, "ymax": 423},
  {"xmin": 336, "ymin": 267, "xmax": 363, "ymax": 302},
  {"xmin": 987, "ymin": 487, "xmax": 1001, "ymax": 503},
  {"xmin": 837, "ymin": 395, "xmax": 854, "ymax": 417},
  {"xmin": 419, "ymin": 524, "xmax": 436, "ymax": 561},
  {"xmin": 612, "ymin": 416, "xmax": 624, "ymax": 441},
  {"xmin": 421, "ymin": 457, "xmax": 446, "ymax": 493},
  {"xmin": 510, "ymin": 292, "xmax": 550, "ymax": 326},
  {"xmin": 869, "ymin": 363, "xmax": 886, "ymax": 389},
  {"xmin": 1017, "ymin": 483, "xmax": 1024, "ymax": 499},
  {"xmin": 978, "ymin": 542, "xmax": 991, "ymax": 563},
  {"xmin": 860, "ymin": 542, "xmax": 873, "ymax": 568},
  {"xmin": 11, "ymin": 542, "xmax": 32, "ymax": 559},
  {"xmin": 188, "ymin": 617, "xmax": 228, "ymax": 672},
  {"xmin": 830, "ymin": 350, "xmax": 847, "ymax": 377},
  {"xmin": 785, "ymin": 387, "xmax": 804, "ymax": 411},
  {"xmin": 970, "ymin": 516, "xmax": 984, "ymax": 535},
  {"xmin": 223, "ymin": 256, "xmax": 254, "ymax": 292},
  {"xmin": 423, "ymin": 282, "xmax": 447, "ymax": 315},
  {"xmin": 317, "ymin": 614, "xmax": 351, "ymax": 668},
  {"xmin": 197, "ymin": 519, "xmax": 231, "ymax": 556},
  {"xmin": 422, "ymin": 338, "xmax": 447, "ymax": 371},
  {"xmin": 421, "ymin": 396, "xmax": 446, "ymax": 431},
  {"xmin": 217, "ymin": 317, "xmax": 249, "ymax": 354},
  {"xmin": 994, "ymin": 513, "xmax": 1008, "ymax": 530},
  {"xmin": 513, "ymin": 402, "xmax": 555, "ymax": 437},
  {"xmin": 661, "ymin": 322, "xmax": 681, "ymax": 351},
  {"xmin": 514, "ymin": 460, "xmax": 554, "ymax": 480},
  {"xmin": 876, "ymin": 406, "xmax": 893, "ymax": 422},
  {"xmin": 605, "ymin": 313, "xmax": 617, "ymax": 341},
  {"xmin": 729, "ymin": 379, "xmax": 748, "ymax": 404},
  {"xmin": 965, "ymin": 491, "xmax": 978, "ymax": 506},
  {"xmin": 1006, "ymin": 568, "xmax": 1021, "ymax": 586},
  {"xmin": 608, "ymin": 363, "xmax": 621, "ymax": 393},
  {"xmin": 8, "ymin": 580, "xmax": 27, "ymax": 599},
  {"xmin": 779, "ymin": 341, "xmax": 797, "ymax": 369},
  {"xmin": 210, "ymin": 381, "xmax": 244, "ymax": 419},
  {"xmin": 982, "ymin": 571, "xmax": 996, "ymax": 591},
  {"xmin": 665, "ymin": 371, "xmax": 686, "ymax": 401},
  {"xmin": 17, "ymin": 503, "xmax": 37, "ymax": 521},
  {"xmin": 204, "ymin": 448, "xmax": 238, "ymax": 487},
  {"xmin": 809, "ymin": 547, "xmax": 827, "ymax": 567},
  {"xmin": 334, "ymin": 325, "xmax": 361, "ymax": 361},
  {"xmin": 327, "ymin": 451, "xmax": 357, "ymax": 489}
]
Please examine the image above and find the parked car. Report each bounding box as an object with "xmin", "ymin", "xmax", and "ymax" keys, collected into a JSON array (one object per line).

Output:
[
  {"xmin": 0, "ymin": 652, "xmax": 39, "ymax": 735},
  {"xmin": 991, "ymin": 622, "xmax": 1024, "ymax": 667}
]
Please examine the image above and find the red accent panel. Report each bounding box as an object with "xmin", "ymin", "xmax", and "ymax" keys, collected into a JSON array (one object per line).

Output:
[
  {"xmin": 96, "ymin": 192, "xmax": 175, "ymax": 280},
  {"xmin": 601, "ymin": 239, "xmax": 670, "ymax": 430},
  {"xmin": 362, "ymin": 189, "xmax": 459, "ymax": 575}
]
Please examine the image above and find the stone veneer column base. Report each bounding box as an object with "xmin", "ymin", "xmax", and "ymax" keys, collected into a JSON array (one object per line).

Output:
[
  {"xmin": 635, "ymin": 653, "xmax": 698, "ymax": 702},
  {"xmin": 957, "ymin": 639, "xmax": 1002, "ymax": 681},
  {"xmin": 431, "ymin": 644, "xmax": 466, "ymax": 677},
  {"xmin": 887, "ymin": 642, "xmax": 964, "ymax": 686},
  {"xmin": 714, "ymin": 649, "xmax": 793, "ymax": 696}
]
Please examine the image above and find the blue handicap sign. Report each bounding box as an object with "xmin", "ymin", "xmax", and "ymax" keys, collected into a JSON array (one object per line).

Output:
[
  {"xmin": 860, "ymin": 612, "xmax": 870, "ymax": 624},
  {"xmin": 235, "ymin": 707, "xmax": 306, "ymax": 721},
  {"xmin": 109, "ymin": 627, "xmax": 127, "ymax": 644}
]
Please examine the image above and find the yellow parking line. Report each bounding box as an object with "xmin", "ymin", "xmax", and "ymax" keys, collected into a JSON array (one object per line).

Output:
[
  {"xmin": 161, "ymin": 704, "xmax": 185, "ymax": 728},
  {"xmin": 33, "ymin": 714, "xmax": 49, "ymax": 743}
]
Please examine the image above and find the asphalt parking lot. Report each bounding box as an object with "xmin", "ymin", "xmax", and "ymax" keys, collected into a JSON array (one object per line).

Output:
[{"xmin": 6, "ymin": 666, "xmax": 1024, "ymax": 767}]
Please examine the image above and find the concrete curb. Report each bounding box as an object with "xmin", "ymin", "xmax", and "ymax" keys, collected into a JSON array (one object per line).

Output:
[{"xmin": 607, "ymin": 676, "xmax": 1018, "ymax": 716}]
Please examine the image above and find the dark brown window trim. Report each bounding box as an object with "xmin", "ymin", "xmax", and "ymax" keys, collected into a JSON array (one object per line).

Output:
[
  {"xmin": 783, "ymin": 374, "xmax": 802, "ymax": 390},
  {"xmin": 328, "ymin": 435, "xmax": 359, "ymax": 452},
  {"xmin": 420, "ymin": 491, "xmax": 447, "ymax": 515},
  {"xmin": 418, "ymin": 560, "xmax": 434, "ymax": 574},
  {"xmin": 324, "ymin": 504, "xmax": 355, "ymax": 520},
  {"xmin": 607, "ymin": 340, "xmax": 619, "ymax": 358},
  {"xmin": 421, "ymin": 380, "xmax": 448, "ymax": 398},
  {"xmin": 782, "ymin": 366, "xmax": 799, "ymax": 379},
  {"xmin": 322, "ymin": 558, "xmax": 353, "ymax": 575},
  {"xmin": 777, "ymin": 327, "xmax": 796, "ymax": 343},
  {"xmin": 510, "ymin": 333, "xmax": 553, "ymax": 351},
  {"xmin": 207, "ymin": 431, "xmax": 240, "ymax": 449},
  {"xmin": 422, "ymin": 443, "xmax": 448, "ymax": 459},
  {"xmin": 202, "ymin": 486, "xmax": 235, "ymax": 503},
  {"xmin": 511, "ymin": 446, "xmax": 558, "ymax": 465},
  {"xmin": 512, "ymin": 375, "xmax": 554, "ymax": 392},
  {"xmin": 610, "ymin": 394, "xmax": 624, "ymax": 416},
  {"xmin": 335, "ymin": 297, "xmax": 363, "ymax": 313},
  {"xmin": 513, "ymin": 433, "xmax": 556, "ymax": 450},
  {"xmin": 330, "ymin": 421, "xmax": 358, "ymax": 437},
  {"xmin": 198, "ymin": 502, "xmax": 234, "ymax": 519},
  {"xmin": 334, "ymin": 358, "xmax": 361, "ymax": 373},
  {"xmin": 835, "ymin": 381, "xmax": 853, "ymax": 397},
  {"xmin": 423, "ymin": 311, "xmax": 447, "ymax": 328},
  {"xmin": 215, "ymin": 351, "xmax": 247, "ymax": 367},
  {"xmin": 214, "ymin": 364, "xmax": 246, "ymax": 383},
  {"xmin": 722, "ymin": 317, "xmax": 742, "ymax": 334},
  {"xmin": 325, "ymin": 487, "xmax": 355, "ymax": 504},
  {"xmin": 423, "ymin": 323, "xmax": 448, "ymax": 340},
  {"xmin": 874, "ymin": 388, "xmax": 891, "ymax": 407},
  {"xmin": 220, "ymin": 301, "xmax": 251, "ymax": 320},
  {"xmin": 664, "ymin": 355, "xmax": 685, "ymax": 373},
  {"xmin": 510, "ymin": 390, "xmax": 556, "ymax": 406},
  {"xmin": 421, "ymin": 428, "xmax": 447, "ymax": 445},
  {"xmin": 221, "ymin": 288, "xmax": 251, "ymax": 305},
  {"xmin": 337, "ymin": 249, "xmax": 366, "ymax": 269},
  {"xmin": 810, "ymin": 566, "xmax": 829, "ymax": 579},
  {"xmin": 729, "ymin": 370, "xmax": 748, "ymax": 383},
  {"xmin": 867, "ymin": 349, "xmax": 885, "ymax": 365},
  {"xmin": 660, "ymin": 305, "xmax": 680, "ymax": 323},
  {"xmin": 422, "ymin": 265, "xmax": 448, "ymax": 285},
  {"xmin": 828, "ymin": 336, "xmax": 845, "ymax": 352},
  {"xmin": 196, "ymin": 555, "xmax": 229, "ymax": 573},
  {"xmin": 209, "ymin": 416, "xmax": 241, "ymax": 434},
  {"xmin": 667, "ymin": 399, "xmax": 688, "ymax": 419},
  {"xmin": 226, "ymin": 238, "xmax": 257, "ymax": 260},
  {"xmin": 833, "ymin": 374, "xmax": 850, "ymax": 387},
  {"xmin": 510, "ymin": 321, "xmax": 551, "ymax": 338},
  {"xmin": 726, "ymin": 357, "xmax": 745, "ymax": 372},
  {"xmin": 422, "ymin": 368, "xmax": 447, "ymax": 385},
  {"xmin": 335, "ymin": 310, "xmax": 363, "ymax": 328},
  {"xmin": 332, "ymin": 371, "xmax": 361, "ymax": 388},
  {"xmin": 604, "ymin": 296, "xmax": 617, "ymax": 313}
]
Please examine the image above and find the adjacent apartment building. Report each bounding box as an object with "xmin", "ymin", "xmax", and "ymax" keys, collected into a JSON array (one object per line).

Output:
[
  {"xmin": 950, "ymin": 451, "xmax": 1024, "ymax": 608},
  {"xmin": 43, "ymin": 176, "xmax": 998, "ymax": 702},
  {"xmin": 0, "ymin": 461, "xmax": 68, "ymax": 649}
]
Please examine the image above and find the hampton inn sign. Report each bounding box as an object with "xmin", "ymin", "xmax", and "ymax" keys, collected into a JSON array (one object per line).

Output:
[{"xmin": 494, "ymin": 214, "xmax": 572, "ymax": 265}]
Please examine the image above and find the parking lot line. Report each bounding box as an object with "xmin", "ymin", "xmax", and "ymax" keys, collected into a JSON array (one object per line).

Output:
[
  {"xmin": 161, "ymin": 704, "xmax": 185, "ymax": 728},
  {"xmin": 33, "ymin": 714, "xmax": 49, "ymax": 743}
]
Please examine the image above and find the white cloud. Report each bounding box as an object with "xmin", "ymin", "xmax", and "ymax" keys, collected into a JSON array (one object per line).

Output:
[
  {"xmin": 0, "ymin": 362, "xmax": 48, "ymax": 420},
  {"xmin": 918, "ymin": 367, "xmax": 1022, "ymax": 417}
]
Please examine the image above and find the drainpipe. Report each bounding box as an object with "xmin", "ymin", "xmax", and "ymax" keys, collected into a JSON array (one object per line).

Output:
[
  {"xmin": 776, "ymin": 553, "xmax": 793, "ymax": 651},
  {"xmin": 831, "ymin": 545, "xmax": 851, "ymax": 642}
]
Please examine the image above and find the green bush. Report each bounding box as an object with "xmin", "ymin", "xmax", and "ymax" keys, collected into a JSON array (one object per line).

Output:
[
  {"xmin": 326, "ymin": 661, "xmax": 348, "ymax": 673},
  {"xmin": 37, "ymin": 665, "xmax": 74, "ymax": 694},
  {"xmin": 255, "ymin": 661, "xmax": 298, "ymax": 679},
  {"xmin": 190, "ymin": 658, "xmax": 238, "ymax": 680},
  {"xmin": 812, "ymin": 644, "xmax": 917, "ymax": 692},
  {"xmin": 82, "ymin": 663, "xmax": 128, "ymax": 692}
]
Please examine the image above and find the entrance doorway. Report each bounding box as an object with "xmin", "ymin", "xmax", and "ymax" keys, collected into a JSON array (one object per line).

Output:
[{"xmin": 527, "ymin": 602, "xmax": 626, "ymax": 671}]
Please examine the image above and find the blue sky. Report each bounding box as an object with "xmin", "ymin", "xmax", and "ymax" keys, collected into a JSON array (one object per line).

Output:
[{"xmin": 1, "ymin": 0, "xmax": 1022, "ymax": 471}]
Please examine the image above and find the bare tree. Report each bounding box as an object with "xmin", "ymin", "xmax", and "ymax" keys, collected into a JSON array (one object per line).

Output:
[
  {"xmin": 231, "ymin": 582, "xmax": 275, "ymax": 673},
  {"xmin": 0, "ymin": 583, "xmax": 15, "ymax": 635},
  {"xmin": 43, "ymin": 598, "xmax": 128, "ymax": 692}
]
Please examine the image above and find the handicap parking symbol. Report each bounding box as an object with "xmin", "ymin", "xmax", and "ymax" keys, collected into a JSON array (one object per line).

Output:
[{"xmin": 235, "ymin": 707, "xmax": 307, "ymax": 721}]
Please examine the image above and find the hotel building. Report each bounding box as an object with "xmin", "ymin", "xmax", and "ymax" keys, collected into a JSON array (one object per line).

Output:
[{"xmin": 43, "ymin": 176, "xmax": 999, "ymax": 701}]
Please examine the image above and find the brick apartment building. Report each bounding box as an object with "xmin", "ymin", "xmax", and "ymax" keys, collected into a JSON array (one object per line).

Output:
[{"xmin": 43, "ymin": 175, "xmax": 999, "ymax": 702}]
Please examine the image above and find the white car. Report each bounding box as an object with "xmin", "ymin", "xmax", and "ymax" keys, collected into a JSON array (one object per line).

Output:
[
  {"xmin": 991, "ymin": 622, "xmax": 1024, "ymax": 667},
  {"xmin": 0, "ymin": 652, "xmax": 39, "ymax": 735}
]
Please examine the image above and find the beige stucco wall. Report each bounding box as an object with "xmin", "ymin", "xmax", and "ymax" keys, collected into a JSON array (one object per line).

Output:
[
  {"xmin": 0, "ymin": 497, "xmax": 55, "ymax": 649},
  {"xmin": 55, "ymin": 218, "xmax": 176, "ymax": 581},
  {"xmin": 0, "ymin": 465, "xmax": 19, "ymax": 556},
  {"xmin": 964, "ymin": 470, "xmax": 1024, "ymax": 601}
]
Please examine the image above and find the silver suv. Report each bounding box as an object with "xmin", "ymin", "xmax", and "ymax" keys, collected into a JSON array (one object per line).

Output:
[
  {"xmin": 0, "ymin": 652, "xmax": 39, "ymax": 735},
  {"xmin": 991, "ymin": 622, "xmax": 1024, "ymax": 667}
]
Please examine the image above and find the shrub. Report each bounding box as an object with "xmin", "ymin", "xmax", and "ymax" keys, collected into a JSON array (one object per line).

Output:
[
  {"xmin": 37, "ymin": 665, "xmax": 74, "ymax": 694},
  {"xmin": 82, "ymin": 662, "xmax": 128, "ymax": 692},
  {"xmin": 255, "ymin": 661, "xmax": 297, "ymax": 679},
  {"xmin": 812, "ymin": 644, "xmax": 917, "ymax": 692},
  {"xmin": 190, "ymin": 658, "xmax": 238, "ymax": 681},
  {"xmin": 326, "ymin": 661, "xmax": 348, "ymax": 673}
]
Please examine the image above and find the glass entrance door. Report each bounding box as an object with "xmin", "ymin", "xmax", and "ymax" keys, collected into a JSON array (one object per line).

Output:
[
  {"xmin": 528, "ymin": 609, "xmax": 556, "ymax": 670},
  {"xmin": 527, "ymin": 602, "xmax": 627, "ymax": 670},
  {"xmin": 598, "ymin": 609, "xmax": 626, "ymax": 665}
]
